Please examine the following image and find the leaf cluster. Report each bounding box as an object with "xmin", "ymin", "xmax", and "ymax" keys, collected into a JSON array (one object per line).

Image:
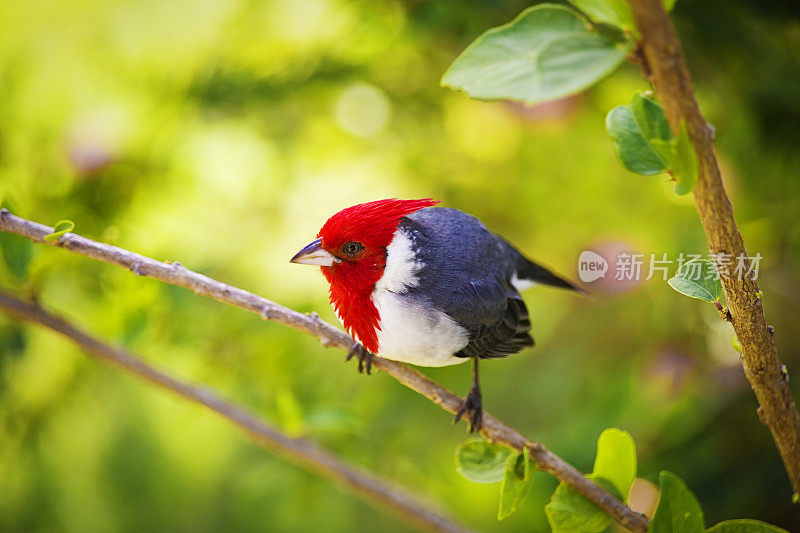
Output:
[{"xmin": 455, "ymin": 429, "xmax": 786, "ymax": 531}]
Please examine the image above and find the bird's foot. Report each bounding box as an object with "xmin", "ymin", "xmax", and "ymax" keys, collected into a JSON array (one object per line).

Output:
[
  {"xmin": 345, "ymin": 342, "xmax": 374, "ymax": 375},
  {"xmin": 454, "ymin": 385, "xmax": 482, "ymax": 433}
]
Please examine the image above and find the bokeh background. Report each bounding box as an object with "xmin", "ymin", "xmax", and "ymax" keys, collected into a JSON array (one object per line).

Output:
[{"xmin": 1, "ymin": 0, "xmax": 799, "ymax": 531}]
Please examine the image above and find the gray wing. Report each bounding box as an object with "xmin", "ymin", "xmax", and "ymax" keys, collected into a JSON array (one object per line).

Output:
[{"xmin": 400, "ymin": 208, "xmax": 534, "ymax": 359}]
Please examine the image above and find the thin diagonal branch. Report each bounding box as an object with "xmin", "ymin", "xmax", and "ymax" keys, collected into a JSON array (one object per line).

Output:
[
  {"xmin": 627, "ymin": 0, "xmax": 800, "ymax": 497},
  {"xmin": 0, "ymin": 209, "xmax": 650, "ymax": 532},
  {"xmin": 0, "ymin": 289, "xmax": 468, "ymax": 533}
]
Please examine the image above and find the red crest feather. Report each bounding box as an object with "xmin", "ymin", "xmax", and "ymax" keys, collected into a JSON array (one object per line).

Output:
[{"xmin": 317, "ymin": 198, "xmax": 439, "ymax": 353}]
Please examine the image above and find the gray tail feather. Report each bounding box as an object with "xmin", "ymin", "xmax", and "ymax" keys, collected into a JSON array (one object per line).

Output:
[
  {"xmin": 498, "ymin": 236, "xmax": 587, "ymax": 294},
  {"xmin": 517, "ymin": 257, "xmax": 587, "ymax": 295}
]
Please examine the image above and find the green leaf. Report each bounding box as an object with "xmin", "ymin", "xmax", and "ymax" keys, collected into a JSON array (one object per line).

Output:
[
  {"xmin": 545, "ymin": 428, "xmax": 637, "ymax": 531},
  {"xmin": 567, "ymin": 0, "xmax": 676, "ymax": 32},
  {"xmin": 441, "ymin": 4, "xmax": 630, "ymax": 104},
  {"xmin": 498, "ymin": 448, "xmax": 534, "ymax": 520},
  {"xmin": 667, "ymin": 259, "xmax": 723, "ymax": 303},
  {"xmin": 649, "ymin": 139, "xmax": 674, "ymax": 168},
  {"xmin": 0, "ymin": 231, "xmax": 33, "ymax": 278},
  {"xmin": 593, "ymin": 428, "xmax": 637, "ymax": 500},
  {"xmin": 455, "ymin": 439, "xmax": 512, "ymax": 483},
  {"xmin": 707, "ymin": 519, "xmax": 788, "ymax": 533},
  {"xmin": 650, "ymin": 471, "xmax": 705, "ymax": 533},
  {"xmin": 671, "ymin": 121, "xmax": 698, "ymax": 195},
  {"xmin": 630, "ymin": 92, "xmax": 672, "ymax": 143},
  {"xmin": 607, "ymin": 93, "xmax": 698, "ymax": 194},
  {"xmin": 44, "ymin": 219, "xmax": 75, "ymax": 242},
  {"xmin": 606, "ymin": 105, "xmax": 668, "ymax": 175},
  {"xmin": 546, "ymin": 475, "xmax": 618, "ymax": 533},
  {"xmin": 568, "ymin": 0, "xmax": 635, "ymax": 32}
]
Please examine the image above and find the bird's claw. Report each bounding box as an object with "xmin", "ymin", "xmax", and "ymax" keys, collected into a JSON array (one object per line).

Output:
[
  {"xmin": 345, "ymin": 343, "xmax": 374, "ymax": 375},
  {"xmin": 454, "ymin": 385, "xmax": 482, "ymax": 433}
]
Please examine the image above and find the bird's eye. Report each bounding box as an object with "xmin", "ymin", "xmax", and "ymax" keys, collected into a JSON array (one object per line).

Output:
[{"xmin": 341, "ymin": 241, "xmax": 365, "ymax": 258}]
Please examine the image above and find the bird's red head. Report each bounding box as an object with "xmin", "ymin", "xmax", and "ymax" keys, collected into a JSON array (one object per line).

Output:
[{"xmin": 291, "ymin": 198, "xmax": 438, "ymax": 352}]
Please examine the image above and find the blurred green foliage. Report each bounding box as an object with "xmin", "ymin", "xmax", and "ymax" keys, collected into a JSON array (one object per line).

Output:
[{"xmin": 1, "ymin": 0, "xmax": 799, "ymax": 531}]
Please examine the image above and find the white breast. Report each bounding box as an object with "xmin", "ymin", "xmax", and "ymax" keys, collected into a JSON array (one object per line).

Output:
[{"xmin": 369, "ymin": 227, "xmax": 469, "ymax": 367}]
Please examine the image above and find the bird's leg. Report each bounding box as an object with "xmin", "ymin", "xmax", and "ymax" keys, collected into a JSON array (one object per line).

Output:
[
  {"xmin": 345, "ymin": 342, "xmax": 374, "ymax": 375},
  {"xmin": 454, "ymin": 357, "xmax": 482, "ymax": 432}
]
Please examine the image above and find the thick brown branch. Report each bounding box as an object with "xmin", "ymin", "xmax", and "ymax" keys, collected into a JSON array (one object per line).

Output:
[
  {"xmin": 628, "ymin": 0, "xmax": 800, "ymax": 496},
  {"xmin": 0, "ymin": 289, "xmax": 468, "ymax": 533},
  {"xmin": 0, "ymin": 210, "xmax": 650, "ymax": 531}
]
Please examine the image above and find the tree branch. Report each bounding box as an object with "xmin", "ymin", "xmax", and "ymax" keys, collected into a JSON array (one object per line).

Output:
[
  {"xmin": 0, "ymin": 209, "xmax": 650, "ymax": 532},
  {"xmin": 0, "ymin": 289, "xmax": 469, "ymax": 533},
  {"xmin": 627, "ymin": 0, "xmax": 800, "ymax": 497}
]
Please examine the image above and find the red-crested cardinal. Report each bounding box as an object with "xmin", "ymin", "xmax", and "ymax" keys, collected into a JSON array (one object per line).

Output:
[{"xmin": 291, "ymin": 198, "xmax": 581, "ymax": 431}]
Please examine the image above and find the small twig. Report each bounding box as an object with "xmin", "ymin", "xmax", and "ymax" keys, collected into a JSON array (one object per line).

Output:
[
  {"xmin": 627, "ymin": 0, "xmax": 800, "ymax": 496},
  {"xmin": 0, "ymin": 289, "xmax": 468, "ymax": 533},
  {"xmin": 626, "ymin": 42, "xmax": 652, "ymax": 82},
  {"xmin": 0, "ymin": 210, "xmax": 649, "ymax": 531}
]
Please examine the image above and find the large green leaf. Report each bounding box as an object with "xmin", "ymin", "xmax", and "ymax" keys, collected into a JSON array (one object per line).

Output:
[
  {"xmin": 498, "ymin": 448, "xmax": 534, "ymax": 520},
  {"xmin": 606, "ymin": 105, "xmax": 668, "ymax": 175},
  {"xmin": 707, "ymin": 519, "xmax": 788, "ymax": 533},
  {"xmin": 667, "ymin": 259, "xmax": 723, "ymax": 303},
  {"xmin": 546, "ymin": 475, "xmax": 618, "ymax": 533},
  {"xmin": 650, "ymin": 471, "xmax": 705, "ymax": 533},
  {"xmin": 441, "ymin": 4, "xmax": 630, "ymax": 104},
  {"xmin": 454, "ymin": 439, "xmax": 512, "ymax": 483},
  {"xmin": 593, "ymin": 428, "xmax": 637, "ymax": 500}
]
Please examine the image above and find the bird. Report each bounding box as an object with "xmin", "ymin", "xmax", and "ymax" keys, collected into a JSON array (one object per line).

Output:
[{"xmin": 290, "ymin": 198, "xmax": 582, "ymax": 431}]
